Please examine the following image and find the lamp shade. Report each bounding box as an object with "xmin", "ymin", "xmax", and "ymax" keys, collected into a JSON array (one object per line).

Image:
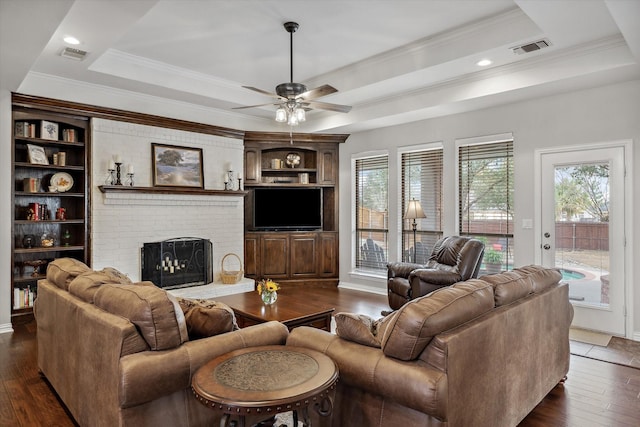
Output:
[{"xmin": 404, "ymin": 199, "xmax": 426, "ymax": 220}]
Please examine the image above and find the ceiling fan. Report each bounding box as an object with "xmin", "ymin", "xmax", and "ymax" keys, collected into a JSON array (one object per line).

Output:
[{"xmin": 234, "ymin": 21, "xmax": 352, "ymax": 126}]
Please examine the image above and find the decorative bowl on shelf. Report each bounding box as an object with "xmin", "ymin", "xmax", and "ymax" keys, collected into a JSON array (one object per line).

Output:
[
  {"xmin": 24, "ymin": 259, "xmax": 47, "ymax": 276},
  {"xmin": 285, "ymin": 152, "xmax": 301, "ymax": 168}
]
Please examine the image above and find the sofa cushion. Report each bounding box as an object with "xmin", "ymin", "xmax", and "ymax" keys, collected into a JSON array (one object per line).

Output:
[
  {"xmin": 514, "ymin": 265, "xmax": 562, "ymax": 293},
  {"xmin": 46, "ymin": 258, "xmax": 91, "ymax": 291},
  {"xmin": 480, "ymin": 271, "xmax": 533, "ymax": 307},
  {"xmin": 94, "ymin": 283, "xmax": 189, "ymax": 350},
  {"xmin": 380, "ymin": 280, "xmax": 494, "ymax": 361},
  {"xmin": 68, "ymin": 271, "xmax": 123, "ymax": 303},
  {"xmin": 176, "ymin": 298, "xmax": 238, "ymax": 339}
]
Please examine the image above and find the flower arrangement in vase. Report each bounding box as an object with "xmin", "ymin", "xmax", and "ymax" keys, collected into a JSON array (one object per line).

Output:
[{"xmin": 257, "ymin": 278, "xmax": 280, "ymax": 305}]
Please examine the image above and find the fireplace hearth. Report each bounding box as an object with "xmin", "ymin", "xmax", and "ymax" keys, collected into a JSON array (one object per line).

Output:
[{"xmin": 141, "ymin": 237, "xmax": 213, "ymax": 289}]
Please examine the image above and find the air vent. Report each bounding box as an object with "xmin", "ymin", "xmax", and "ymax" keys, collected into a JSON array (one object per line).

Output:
[
  {"xmin": 511, "ymin": 39, "xmax": 551, "ymax": 55},
  {"xmin": 60, "ymin": 47, "xmax": 88, "ymax": 61}
]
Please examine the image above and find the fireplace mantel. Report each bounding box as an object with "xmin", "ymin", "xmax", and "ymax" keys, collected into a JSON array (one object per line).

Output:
[
  {"xmin": 98, "ymin": 185, "xmax": 246, "ymax": 197},
  {"xmin": 98, "ymin": 185, "xmax": 246, "ymax": 206}
]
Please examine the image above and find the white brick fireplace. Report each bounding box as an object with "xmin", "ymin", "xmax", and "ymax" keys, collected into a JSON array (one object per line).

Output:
[{"xmin": 90, "ymin": 119, "xmax": 249, "ymax": 292}]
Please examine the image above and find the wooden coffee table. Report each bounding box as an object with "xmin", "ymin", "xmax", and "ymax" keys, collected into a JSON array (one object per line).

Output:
[
  {"xmin": 214, "ymin": 287, "xmax": 334, "ymax": 331},
  {"xmin": 192, "ymin": 345, "xmax": 338, "ymax": 427}
]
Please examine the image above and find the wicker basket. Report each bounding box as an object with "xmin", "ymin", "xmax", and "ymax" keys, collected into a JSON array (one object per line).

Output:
[{"xmin": 220, "ymin": 253, "xmax": 243, "ymax": 284}]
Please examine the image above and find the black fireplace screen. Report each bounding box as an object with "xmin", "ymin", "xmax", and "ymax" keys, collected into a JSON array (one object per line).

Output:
[{"xmin": 141, "ymin": 237, "xmax": 213, "ymax": 289}]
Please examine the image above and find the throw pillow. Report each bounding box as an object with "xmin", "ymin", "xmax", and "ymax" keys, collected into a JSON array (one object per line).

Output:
[
  {"xmin": 334, "ymin": 313, "xmax": 381, "ymax": 348},
  {"xmin": 334, "ymin": 311, "xmax": 399, "ymax": 348},
  {"xmin": 98, "ymin": 267, "xmax": 133, "ymax": 285},
  {"xmin": 177, "ymin": 298, "xmax": 238, "ymax": 339}
]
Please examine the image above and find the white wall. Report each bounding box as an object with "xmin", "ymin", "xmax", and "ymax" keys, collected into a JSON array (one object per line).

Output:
[
  {"xmin": 91, "ymin": 119, "xmax": 245, "ymax": 281},
  {"xmin": 339, "ymin": 80, "xmax": 640, "ymax": 338},
  {"xmin": 0, "ymin": 90, "xmax": 14, "ymax": 333}
]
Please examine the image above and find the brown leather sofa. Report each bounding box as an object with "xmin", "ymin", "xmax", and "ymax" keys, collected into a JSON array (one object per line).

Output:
[
  {"xmin": 34, "ymin": 258, "xmax": 289, "ymax": 427},
  {"xmin": 288, "ymin": 265, "xmax": 573, "ymax": 427},
  {"xmin": 387, "ymin": 235, "xmax": 485, "ymax": 310}
]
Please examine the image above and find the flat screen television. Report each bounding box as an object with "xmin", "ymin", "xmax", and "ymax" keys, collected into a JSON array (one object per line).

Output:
[{"xmin": 253, "ymin": 187, "xmax": 322, "ymax": 230}]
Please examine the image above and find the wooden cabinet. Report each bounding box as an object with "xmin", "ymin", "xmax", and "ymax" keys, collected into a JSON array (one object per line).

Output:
[
  {"xmin": 261, "ymin": 234, "xmax": 289, "ymax": 279},
  {"xmin": 11, "ymin": 98, "xmax": 91, "ymax": 318},
  {"xmin": 243, "ymin": 132, "xmax": 347, "ymax": 287},
  {"xmin": 243, "ymin": 141, "xmax": 338, "ymax": 187},
  {"xmin": 245, "ymin": 232, "xmax": 338, "ymax": 286},
  {"xmin": 290, "ymin": 233, "xmax": 319, "ymax": 278}
]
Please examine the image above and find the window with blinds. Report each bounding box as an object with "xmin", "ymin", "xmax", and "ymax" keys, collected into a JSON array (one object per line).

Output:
[
  {"xmin": 401, "ymin": 148, "xmax": 443, "ymax": 263},
  {"xmin": 355, "ymin": 155, "xmax": 388, "ymax": 270},
  {"xmin": 458, "ymin": 140, "xmax": 514, "ymax": 272}
]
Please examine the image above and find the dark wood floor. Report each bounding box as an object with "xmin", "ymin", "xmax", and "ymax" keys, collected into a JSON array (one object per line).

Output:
[{"xmin": 2, "ymin": 287, "xmax": 639, "ymax": 426}]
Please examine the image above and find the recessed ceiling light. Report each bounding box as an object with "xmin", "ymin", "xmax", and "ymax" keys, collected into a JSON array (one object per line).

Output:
[
  {"xmin": 63, "ymin": 36, "xmax": 80, "ymax": 45},
  {"xmin": 477, "ymin": 59, "xmax": 492, "ymax": 67}
]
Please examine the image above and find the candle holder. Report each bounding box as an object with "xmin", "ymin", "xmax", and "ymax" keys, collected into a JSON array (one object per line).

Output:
[
  {"xmin": 105, "ymin": 168, "xmax": 115, "ymax": 185},
  {"xmin": 237, "ymin": 177, "xmax": 242, "ymax": 191},
  {"xmin": 224, "ymin": 181, "xmax": 230, "ymax": 191},
  {"xmin": 126, "ymin": 173, "xmax": 135, "ymax": 186},
  {"xmin": 227, "ymin": 170, "xmax": 234, "ymax": 188},
  {"xmin": 115, "ymin": 162, "xmax": 123, "ymax": 185}
]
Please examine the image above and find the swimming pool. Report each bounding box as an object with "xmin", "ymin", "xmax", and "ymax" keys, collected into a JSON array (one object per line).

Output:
[{"xmin": 559, "ymin": 268, "xmax": 586, "ymax": 280}]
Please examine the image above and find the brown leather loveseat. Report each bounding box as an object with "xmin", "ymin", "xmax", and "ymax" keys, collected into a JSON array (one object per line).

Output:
[
  {"xmin": 34, "ymin": 258, "xmax": 289, "ymax": 427},
  {"xmin": 288, "ymin": 265, "xmax": 573, "ymax": 426}
]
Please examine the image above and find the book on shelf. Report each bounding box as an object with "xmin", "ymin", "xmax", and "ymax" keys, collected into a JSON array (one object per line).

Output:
[
  {"xmin": 14, "ymin": 122, "xmax": 36, "ymax": 138},
  {"xmin": 62, "ymin": 128, "xmax": 76, "ymax": 142},
  {"xmin": 13, "ymin": 286, "xmax": 35, "ymax": 309}
]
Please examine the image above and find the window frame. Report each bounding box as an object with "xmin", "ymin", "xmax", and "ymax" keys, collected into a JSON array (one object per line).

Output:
[
  {"xmin": 398, "ymin": 142, "xmax": 444, "ymax": 263},
  {"xmin": 352, "ymin": 151, "xmax": 389, "ymax": 273},
  {"xmin": 456, "ymin": 133, "xmax": 514, "ymax": 272}
]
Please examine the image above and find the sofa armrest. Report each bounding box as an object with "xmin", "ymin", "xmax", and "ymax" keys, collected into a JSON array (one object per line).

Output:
[
  {"xmin": 387, "ymin": 262, "xmax": 424, "ymax": 279},
  {"xmin": 119, "ymin": 321, "xmax": 288, "ymax": 408},
  {"xmin": 287, "ymin": 327, "xmax": 447, "ymax": 419}
]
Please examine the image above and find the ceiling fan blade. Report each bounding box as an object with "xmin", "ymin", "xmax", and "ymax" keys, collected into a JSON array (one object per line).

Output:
[
  {"xmin": 297, "ymin": 84, "xmax": 338, "ymax": 100},
  {"xmin": 304, "ymin": 100, "xmax": 352, "ymax": 113},
  {"xmin": 242, "ymin": 86, "xmax": 285, "ymax": 99},
  {"xmin": 232, "ymin": 103, "xmax": 279, "ymax": 110}
]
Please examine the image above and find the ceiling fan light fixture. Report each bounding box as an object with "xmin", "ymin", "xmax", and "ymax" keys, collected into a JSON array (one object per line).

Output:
[
  {"xmin": 287, "ymin": 112, "xmax": 299, "ymax": 126},
  {"xmin": 236, "ymin": 21, "xmax": 351, "ymax": 125},
  {"xmin": 275, "ymin": 107, "xmax": 287, "ymax": 122}
]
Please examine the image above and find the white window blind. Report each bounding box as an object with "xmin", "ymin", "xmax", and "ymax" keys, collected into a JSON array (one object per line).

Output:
[
  {"xmin": 355, "ymin": 155, "xmax": 388, "ymax": 270},
  {"xmin": 401, "ymin": 148, "xmax": 443, "ymax": 263},
  {"xmin": 458, "ymin": 140, "xmax": 514, "ymax": 272}
]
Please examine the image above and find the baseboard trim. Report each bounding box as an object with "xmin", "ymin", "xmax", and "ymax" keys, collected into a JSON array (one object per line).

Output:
[
  {"xmin": 338, "ymin": 281, "xmax": 387, "ymax": 296},
  {"xmin": 0, "ymin": 323, "xmax": 14, "ymax": 335},
  {"xmin": 632, "ymin": 331, "xmax": 640, "ymax": 342}
]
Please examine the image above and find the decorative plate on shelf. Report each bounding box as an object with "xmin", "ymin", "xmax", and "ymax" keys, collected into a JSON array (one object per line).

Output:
[
  {"xmin": 285, "ymin": 152, "xmax": 301, "ymax": 168},
  {"xmin": 50, "ymin": 172, "xmax": 74, "ymax": 192}
]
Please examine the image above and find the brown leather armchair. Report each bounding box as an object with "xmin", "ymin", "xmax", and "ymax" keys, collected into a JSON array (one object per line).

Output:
[{"xmin": 387, "ymin": 236, "xmax": 485, "ymax": 310}]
